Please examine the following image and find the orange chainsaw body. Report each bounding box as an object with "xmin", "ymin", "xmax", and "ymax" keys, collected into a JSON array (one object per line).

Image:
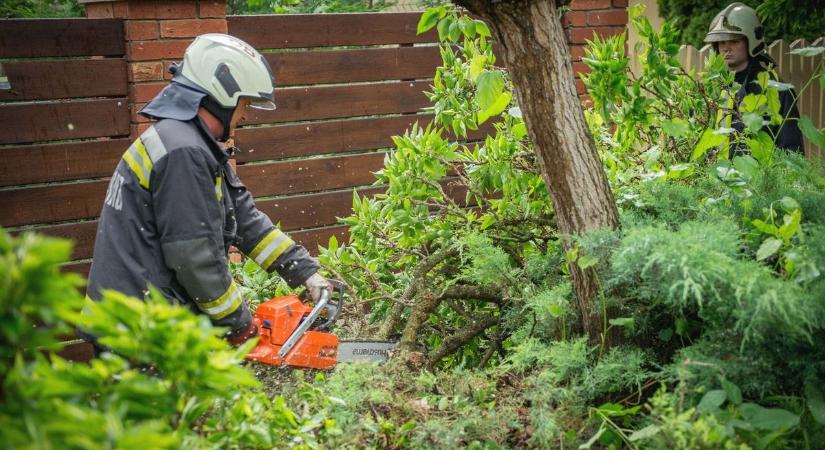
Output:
[{"xmin": 245, "ymin": 295, "xmax": 339, "ymax": 369}]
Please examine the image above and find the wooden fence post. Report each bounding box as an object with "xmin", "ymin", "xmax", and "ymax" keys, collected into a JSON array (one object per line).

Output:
[{"xmin": 81, "ymin": 0, "xmax": 228, "ymax": 139}]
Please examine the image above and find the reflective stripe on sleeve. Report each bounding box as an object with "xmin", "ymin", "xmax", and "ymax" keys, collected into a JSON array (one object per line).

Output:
[
  {"xmin": 121, "ymin": 127, "xmax": 169, "ymax": 190},
  {"xmin": 123, "ymin": 141, "xmax": 151, "ymax": 188},
  {"xmin": 248, "ymin": 229, "xmax": 295, "ymax": 270},
  {"xmin": 140, "ymin": 127, "xmax": 168, "ymax": 163},
  {"xmin": 197, "ymin": 280, "xmax": 242, "ymax": 320}
]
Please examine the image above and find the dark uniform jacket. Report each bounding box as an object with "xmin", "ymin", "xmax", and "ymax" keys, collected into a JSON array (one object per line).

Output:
[
  {"xmin": 727, "ymin": 58, "xmax": 804, "ymax": 156},
  {"xmin": 86, "ymin": 118, "xmax": 318, "ymax": 333}
]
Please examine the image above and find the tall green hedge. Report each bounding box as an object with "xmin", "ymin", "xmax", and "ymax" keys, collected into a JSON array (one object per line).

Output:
[{"xmin": 657, "ymin": 0, "xmax": 825, "ymax": 48}]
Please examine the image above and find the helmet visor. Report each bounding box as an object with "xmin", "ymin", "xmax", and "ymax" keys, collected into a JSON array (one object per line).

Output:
[
  {"xmin": 705, "ymin": 32, "xmax": 745, "ymax": 43},
  {"xmin": 249, "ymin": 97, "xmax": 276, "ymax": 111}
]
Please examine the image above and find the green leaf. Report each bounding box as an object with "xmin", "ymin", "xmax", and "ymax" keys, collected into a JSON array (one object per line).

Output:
[
  {"xmin": 721, "ymin": 379, "xmax": 742, "ymax": 405},
  {"xmin": 512, "ymin": 122, "xmax": 527, "ymax": 140},
  {"xmin": 448, "ymin": 20, "xmax": 461, "ymax": 42},
  {"xmin": 779, "ymin": 196, "xmax": 800, "ymax": 212},
  {"xmin": 778, "ymin": 209, "xmax": 801, "ymax": 240},
  {"xmin": 327, "ymin": 234, "xmax": 338, "ymax": 253},
  {"xmin": 628, "ymin": 425, "xmax": 660, "ymax": 442},
  {"xmin": 756, "ymin": 238, "xmax": 782, "ymax": 261},
  {"xmin": 577, "ymin": 254, "xmax": 599, "ymax": 269},
  {"xmin": 732, "ymin": 155, "xmax": 759, "ymax": 179},
  {"xmin": 805, "ymin": 381, "xmax": 825, "ymax": 425},
  {"xmin": 666, "ymin": 162, "xmax": 695, "ymax": 180},
  {"xmin": 790, "ymin": 46, "xmax": 825, "ymax": 57},
  {"xmin": 740, "ymin": 403, "xmax": 800, "ymax": 431},
  {"xmin": 547, "ymin": 303, "xmax": 563, "ymax": 318},
  {"xmin": 742, "ymin": 112, "xmax": 765, "ymax": 133},
  {"xmin": 799, "ymin": 116, "xmax": 825, "ymax": 149},
  {"xmin": 479, "ymin": 215, "xmax": 496, "ymax": 230},
  {"xmin": 662, "ymin": 118, "xmax": 690, "ymax": 138},
  {"xmin": 469, "ymin": 55, "xmax": 487, "ymax": 82},
  {"xmin": 478, "ymin": 92, "xmax": 511, "ymax": 124},
  {"xmin": 767, "ymin": 80, "xmax": 794, "ymax": 91},
  {"xmin": 697, "ymin": 390, "xmax": 727, "ymax": 412},
  {"xmin": 747, "ymin": 131, "xmax": 775, "ymax": 166},
  {"xmin": 474, "ymin": 20, "xmax": 490, "ymax": 37},
  {"xmin": 476, "ymin": 70, "xmax": 505, "ymax": 107},
  {"xmin": 436, "ymin": 17, "xmax": 451, "ymax": 41},
  {"xmin": 608, "ymin": 317, "xmax": 635, "ymax": 330},
  {"xmin": 691, "ymin": 128, "xmax": 727, "ymax": 161},
  {"xmin": 417, "ymin": 7, "xmax": 443, "ymax": 35}
]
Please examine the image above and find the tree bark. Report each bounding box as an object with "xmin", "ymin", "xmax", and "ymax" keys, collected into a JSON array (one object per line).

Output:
[{"xmin": 452, "ymin": 0, "xmax": 620, "ymax": 344}]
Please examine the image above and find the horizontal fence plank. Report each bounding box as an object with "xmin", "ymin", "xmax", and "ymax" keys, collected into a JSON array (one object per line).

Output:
[
  {"xmin": 243, "ymin": 80, "xmax": 431, "ymax": 125},
  {"xmin": 0, "ymin": 59, "xmax": 128, "ymax": 101},
  {"xmin": 0, "ymin": 18, "xmax": 125, "ymax": 58},
  {"xmin": 0, "ymin": 181, "xmax": 107, "ymax": 227},
  {"xmin": 29, "ymin": 186, "xmax": 383, "ymax": 261},
  {"xmin": 0, "ymin": 138, "xmax": 126, "ymax": 187},
  {"xmin": 57, "ymin": 341, "xmax": 95, "ymax": 362},
  {"xmin": 267, "ymin": 46, "xmax": 441, "ymax": 86},
  {"xmin": 237, "ymin": 152, "xmax": 386, "ymax": 197},
  {"xmin": 21, "ymin": 175, "xmax": 474, "ymax": 261},
  {"xmin": 3, "ymin": 152, "xmax": 385, "ymax": 227},
  {"xmin": 0, "ymin": 98, "xmax": 130, "ymax": 145},
  {"xmin": 228, "ymin": 13, "xmax": 437, "ymax": 49},
  {"xmin": 235, "ymin": 114, "xmax": 495, "ymax": 163},
  {"xmin": 235, "ymin": 114, "xmax": 428, "ymax": 162}
]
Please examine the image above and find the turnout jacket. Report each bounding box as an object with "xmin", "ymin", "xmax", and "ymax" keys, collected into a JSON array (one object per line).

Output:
[{"xmin": 86, "ymin": 118, "xmax": 318, "ymax": 333}]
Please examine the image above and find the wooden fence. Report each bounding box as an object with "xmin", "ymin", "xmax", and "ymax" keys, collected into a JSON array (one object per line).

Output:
[
  {"xmin": 0, "ymin": 13, "xmax": 489, "ymax": 279},
  {"xmin": 0, "ymin": 18, "xmax": 131, "ymax": 275},
  {"xmin": 678, "ymin": 38, "xmax": 825, "ymax": 156}
]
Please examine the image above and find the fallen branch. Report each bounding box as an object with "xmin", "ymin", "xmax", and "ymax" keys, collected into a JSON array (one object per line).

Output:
[
  {"xmin": 376, "ymin": 246, "xmax": 458, "ymax": 339},
  {"xmin": 427, "ymin": 315, "xmax": 500, "ymax": 370}
]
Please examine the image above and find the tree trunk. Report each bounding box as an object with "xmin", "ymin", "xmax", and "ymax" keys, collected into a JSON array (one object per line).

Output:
[{"xmin": 453, "ymin": 0, "xmax": 620, "ymax": 344}]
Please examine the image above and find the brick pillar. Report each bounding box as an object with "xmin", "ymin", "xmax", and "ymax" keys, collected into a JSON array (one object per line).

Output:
[
  {"xmin": 82, "ymin": 0, "xmax": 228, "ymax": 138},
  {"xmin": 563, "ymin": 0, "xmax": 629, "ymax": 102}
]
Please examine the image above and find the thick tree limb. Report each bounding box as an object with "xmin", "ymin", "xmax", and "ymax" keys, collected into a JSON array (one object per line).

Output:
[
  {"xmin": 440, "ymin": 284, "xmax": 504, "ymax": 304},
  {"xmin": 376, "ymin": 246, "xmax": 459, "ymax": 339},
  {"xmin": 427, "ymin": 315, "xmax": 500, "ymax": 370}
]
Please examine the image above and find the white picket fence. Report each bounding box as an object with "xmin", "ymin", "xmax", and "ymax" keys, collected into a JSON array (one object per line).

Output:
[{"xmin": 678, "ymin": 38, "xmax": 824, "ymax": 157}]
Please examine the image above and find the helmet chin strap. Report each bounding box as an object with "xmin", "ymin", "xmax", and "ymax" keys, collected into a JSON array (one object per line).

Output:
[{"xmin": 200, "ymin": 95, "xmax": 235, "ymax": 142}]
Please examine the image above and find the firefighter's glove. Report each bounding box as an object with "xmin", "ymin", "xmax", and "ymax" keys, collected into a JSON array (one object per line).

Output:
[
  {"xmin": 227, "ymin": 319, "xmax": 258, "ymax": 346},
  {"xmin": 303, "ymin": 272, "xmax": 331, "ymax": 303}
]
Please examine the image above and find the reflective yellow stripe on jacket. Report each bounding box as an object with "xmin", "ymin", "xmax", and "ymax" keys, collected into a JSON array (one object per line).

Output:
[
  {"xmin": 196, "ymin": 280, "xmax": 243, "ymax": 320},
  {"xmin": 122, "ymin": 127, "xmax": 168, "ymax": 189},
  {"xmin": 248, "ymin": 229, "xmax": 294, "ymax": 270}
]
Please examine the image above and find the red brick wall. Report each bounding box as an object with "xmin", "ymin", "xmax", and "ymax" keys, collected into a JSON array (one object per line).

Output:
[
  {"xmin": 83, "ymin": 0, "xmax": 628, "ymax": 131},
  {"xmin": 564, "ymin": 0, "xmax": 629, "ymax": 100},
  {"xmin": 85, "ymin": 0, "xmax": 227, "ymax": 138}
]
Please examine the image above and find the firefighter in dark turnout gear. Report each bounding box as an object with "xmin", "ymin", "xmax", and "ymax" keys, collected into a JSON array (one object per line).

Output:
[
  {"xmin": 85, "ymin": 34, "xmax": 330, "ymax": 347},
  {"xmin": 705, "ymin": 2, "xmax": 804, "ymax": 157}
]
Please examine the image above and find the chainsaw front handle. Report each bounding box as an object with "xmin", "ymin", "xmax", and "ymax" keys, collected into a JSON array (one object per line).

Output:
[{"xmin": 277, "ymin": 287, "xmax": 330, "ymax": 359}]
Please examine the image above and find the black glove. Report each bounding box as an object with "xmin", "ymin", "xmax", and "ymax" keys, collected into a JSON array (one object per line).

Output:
[{"xmin": 226, "ymin": 319, "xmax": 258, "ymax": 346}]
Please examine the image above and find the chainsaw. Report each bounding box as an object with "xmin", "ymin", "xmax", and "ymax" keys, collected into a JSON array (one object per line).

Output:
[{"xmin": 245, "ymin": 282, "xmax": 396, "ymax": 369}]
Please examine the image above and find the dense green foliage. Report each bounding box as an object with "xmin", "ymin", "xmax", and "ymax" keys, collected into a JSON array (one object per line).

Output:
[
  {"xmin": 0, "ymin": 230, "xmax": 343, "ymax": 449},
  {"xmin": 657, "ymin": 0, "xmax": 825, "ymax": 48},
  {"xmin": 0, "ymin": 0, "xmax": 81, "ymax": 18}
]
